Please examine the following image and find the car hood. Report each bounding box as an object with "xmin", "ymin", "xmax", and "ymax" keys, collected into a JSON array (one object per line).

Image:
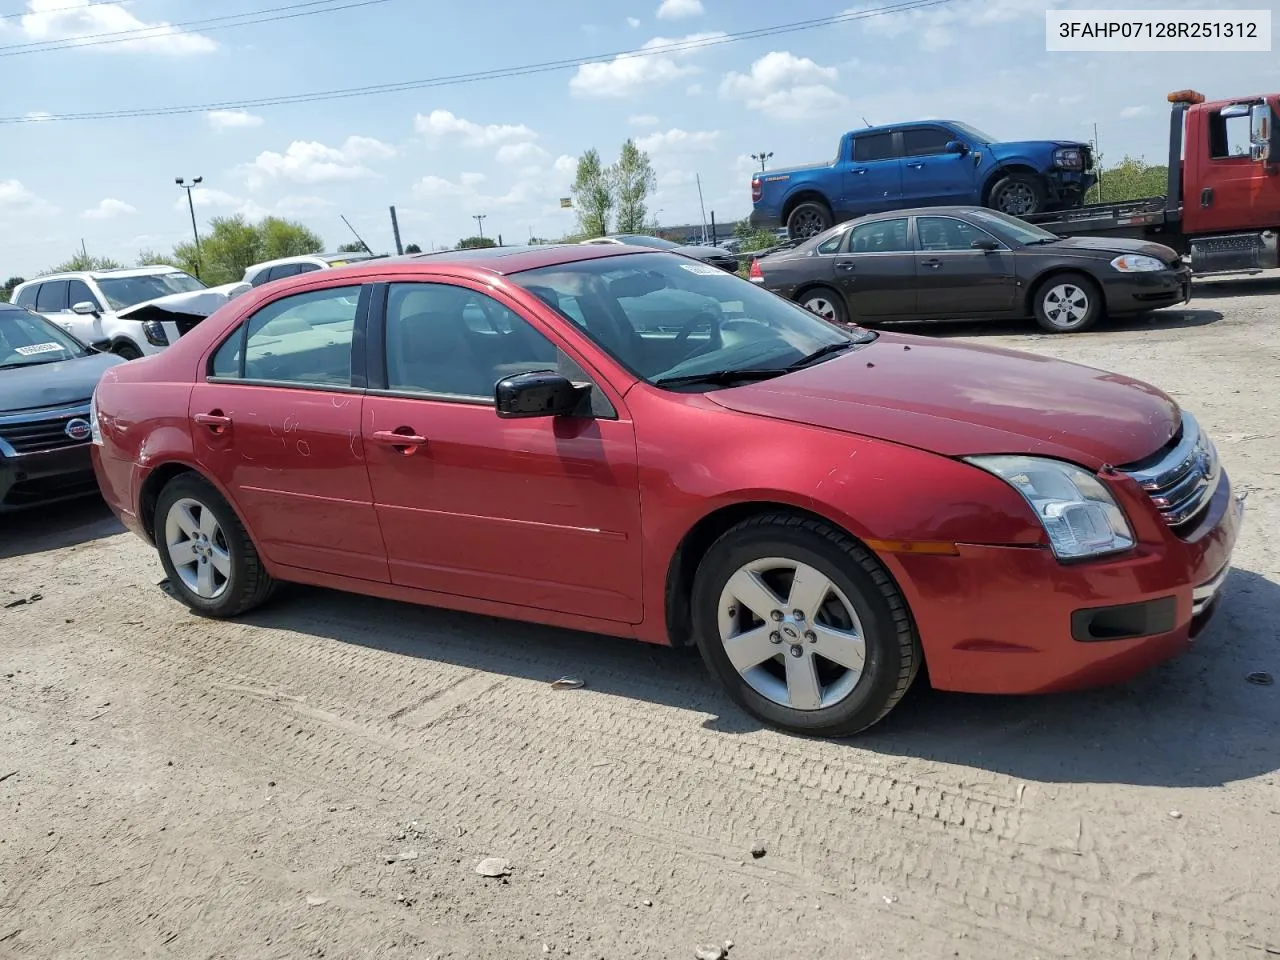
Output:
[
  {"xmin": 674, "ymin": 245, "xmax": 737, "ymax": 260},
  {"xmin": 115, "ymin": 287, "xmax": 236, "ymax": 322},
  {"xmin": 705, "ymin": 332, "xmax": 1180, "ymax": 468},
  {"xmin": 1036, "ymin": 234, "xmax": 1181, "ymax": 264},
  {"xmin": 0, "ymin": 349, "xmax": 123, "ymax": 413},
  {"xmin": 989, "ymin": 139, "xmax": 1087, "ymax": 157}
]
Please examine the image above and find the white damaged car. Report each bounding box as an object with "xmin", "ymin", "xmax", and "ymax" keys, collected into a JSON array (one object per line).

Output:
[{"xmin": 11, "ymin": 266, "xmax": 248, "ymax": 360}]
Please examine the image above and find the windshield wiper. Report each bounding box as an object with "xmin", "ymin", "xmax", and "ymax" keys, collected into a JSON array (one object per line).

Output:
[
  {"xmin": 787, "ymin": 339, "xmax": 860, "ymax": 369},
  {"xmin": 653, "ymin": 367, "xmax": 792, "ymax": 388}
]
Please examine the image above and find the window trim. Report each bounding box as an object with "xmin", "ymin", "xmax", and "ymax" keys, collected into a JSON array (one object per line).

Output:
[
  {"xmin": 366, "ymin": 277, "xmax": 624, "ymax": 419},
  {"xmin": 844, "ymin": 217, "xmax": 914, "ymax": 256},
  {"xmin": 912, "ymin": 215, "xmax": 1011, "ymax": 254},
  {"xmin": 204, "ymin": 281, "xmax": 373, "ymax": 391}
]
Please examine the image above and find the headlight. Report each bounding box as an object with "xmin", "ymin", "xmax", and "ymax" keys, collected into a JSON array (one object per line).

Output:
[
  {"xmin": 1110, "ymin": 254, "xmax": 1167, "ymax": 273},
  {"xmin": 88, "ymin": 390, "xmax": 103, "ymax": 446},
  {"xmin": 1054, "ymin": 147, "xmax": 1084, "ymax": 170},
  {"xmin": 965, "ymin": 456, "xmax": 1135, "ymax": 560},
  {"xmin": 141, "ymin": 320, "xmax": 169, "ymax": 346}
]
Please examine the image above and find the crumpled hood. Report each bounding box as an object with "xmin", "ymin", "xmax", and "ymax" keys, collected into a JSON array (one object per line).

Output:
[
  {"xmin": 706, "ymin": 332, "xmax": 1180, "ymax": 469},
  {"xmin": 115, "ymin": 287, "xmax": 236, "ymax": 322},
  {"xmin": 0, "ymin": 350, "xmax": 123, "ymax": 413}
]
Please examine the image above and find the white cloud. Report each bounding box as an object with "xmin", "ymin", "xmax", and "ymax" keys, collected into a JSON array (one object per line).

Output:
[
  {"xmin": 0, "ymin": 179, "xmax": 57, "ymax": 218},
  {"xmin": 1119, "ymin": 105, "xmax": 1148, "ymax": 119},
  {"xmin": 554, "ymin": 154, "xmax": 577, "ymax": 175},
  {"xmin": 657, "ymin": 0, "xmax": 703, "ymax": 19},
  {"xmin": 569, "ymin": 31, "xmax": 725, "ymax": 97},
  {"xmin": 413, "ymin": 175, "xmax": 467, "ymax": 200},
  {"xmin": 686, "ymin": 83, "xmax": 704, "ymax": 95},
  {"xmin": 83, "ymin": 198, "xmax": 136, "ymax": 220},
  {"xmin": 460, "ymin": 172, "xmax": 487, "ymax": 187},
  {"xmin": 496, "ymin": 142, "xmax": 550, "ymax": 164},
  {"xmin": 627, "ymin": 16, "xmax": 641, "ymax": 27},
  {"xmin": 629, "ymin": 114, "xmax": 660, "ymax": 126},
  {"xmin": 635, "ymin": 128, "xmax": 720, "ymax": 153},
  {"xmin": 12, "ymin": 0, "xmax": 216, "ymax": 55},
  {"xmin": 240, "ymin": 136, "xmax": 395, "ymax": 189},
  {"xmin": 414, "ymin": 109, "xmax": 537, "ymax": 147},
  {"xmin": 720, "ymin": 51, "xmax": 848, "ymax": 119},
  {"xmin": 206, "ymin": 109, "xmax": 264, "ymax": 131},
  {"xmin": 274, "ymin": 195, "xmax": 336, "ymax": 216}
]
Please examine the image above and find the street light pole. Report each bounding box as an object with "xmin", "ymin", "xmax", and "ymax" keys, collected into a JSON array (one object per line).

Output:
[
  {"xmin": 175, "ymin": 176, "xmax": 204, "ymax": 279},
  {"xmin": 473, "ymin": 213, "xmax": 487, "ymax": 239},
  {"xmin": 751, "ymin": 151, "xmax": 773, "ymax": 172}
]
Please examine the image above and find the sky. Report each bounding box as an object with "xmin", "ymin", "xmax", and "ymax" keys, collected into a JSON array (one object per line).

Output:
[{"xmin": 1, "ymin": 0, "xmax": 1278, "ymax": 279}]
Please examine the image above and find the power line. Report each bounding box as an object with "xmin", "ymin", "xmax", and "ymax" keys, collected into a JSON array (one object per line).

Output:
[
  {"xmin": 0, "ymin": 0, "xmax": 395, "ymax": 56},
  {"xmin": 0, "ymin": 0, "xmax": 125, "ymax": 21},
  {"xmin": 0, "ymin": 0, "xmax": 962, "ymax": 124}
]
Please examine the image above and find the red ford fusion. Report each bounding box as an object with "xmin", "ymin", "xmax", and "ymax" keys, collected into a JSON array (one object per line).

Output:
[{"xmin": 89, "ymin": 244, "xmax": 1243, "ymax": 736}]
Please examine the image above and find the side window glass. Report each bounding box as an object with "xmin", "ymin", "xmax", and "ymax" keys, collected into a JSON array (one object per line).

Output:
[
  {"xmin": 211, "ymin": 326, "xmax": 243, "ymax": 378},
  {"xmin": 816, "ymin": 233, "xmax": 844, "ymax": 255},
  {"xmin": 249, "ymin": 270, "xmax": 271, "ymax": 287},
  {"xmin": 36, "ymin": 280, "xmax": 69, "ymax": 313},
  {"xmin": 66, "ymin": 280, "xmax": 98, "ymax": 310},
  {"xmin": 917, "ymin": 217, "xmax": 997, "ymax": 251},
  {"xmin": 901, "ymin": 127, "xmax": 951, "ymax": 157},
  {"xmin": 242, "ymin": 285, "xmax": 361, "ymax": 386},
  {"xmin": 14, "ymin": 285, "xmax": 38, "ymax": 308},
  {"xmin": 852, "ymin": 132, "xmax": 895, "ymax": 162},
  {"xmin": 295, "ymin": 262, "xmax": 323, "ymax": 275},
  {"xmin": 385, "ymin": 282, "xmax": 583, "ymax": 402},
  {"xmin": 848, "ymin": 218, "xmax": 910, "ymax": 253}
]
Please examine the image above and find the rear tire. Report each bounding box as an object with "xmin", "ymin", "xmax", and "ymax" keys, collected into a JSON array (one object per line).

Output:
[
  {"xmin": 112, "ymin": 341, "xmax": 143, "ymax": 361},
  {"xmin": 988, "ymin": 173, "xmax": 1048, "ymax": 217},
  {"xmin": 798, "ymin": 286, "xmax": 850, "ymax": 326},
  {"xmin": 786, "ymin": 201, "xmax": 834, "ymax": 241},
  {"xmin": 1032, "ymin": 272, "xmax": 1102, "ymax": 333},
  {"xmin": 154, "ymin": 473, "xmax": 276, "ymax": 618},
  {"xmin": 690, "ymin": 512, "xmax": 921, "ymax": 737}
]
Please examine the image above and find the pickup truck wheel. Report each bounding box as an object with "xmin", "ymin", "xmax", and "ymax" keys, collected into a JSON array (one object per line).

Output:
[
  {"xmin": 989, "ymin": 173, "xmax": 1047, "ymax": 217},
  {"xmin": 1033, "ymin": 273, "xmax": 1102, "ymax": 333},
  {"xmin": 786, "ymin": 201, "xmax": 833, "ymax": 241},
  {"xmin": 690, "ymin": 512, "xmax": 921, "ymax": 737},
  {"xmin": 799, "ymin": 287, "xmax": 849, "ymax": 326},
  {"xmin": 112, "ymin": 341, "xmax": 143, "ymax": 361}
]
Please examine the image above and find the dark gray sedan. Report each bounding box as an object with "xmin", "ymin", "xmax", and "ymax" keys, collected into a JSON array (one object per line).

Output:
[
  {"xmin": 580, "ymin": 234, "xmax": 740, "ymax": 272},
  {"xmin": 749, "ymin": 206, "xmax": 1191, "ymax": 333}
]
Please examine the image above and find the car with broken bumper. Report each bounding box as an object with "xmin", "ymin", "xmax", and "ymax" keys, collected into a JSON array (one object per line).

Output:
[{"xmin": 89, "ymin": 245, "xmax": 1241, "ymax": 735}]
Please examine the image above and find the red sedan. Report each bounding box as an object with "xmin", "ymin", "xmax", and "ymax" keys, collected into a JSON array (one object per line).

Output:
[{"xmin": 89, "ymin": 245, "xmax": 1242, "ymax": 736}]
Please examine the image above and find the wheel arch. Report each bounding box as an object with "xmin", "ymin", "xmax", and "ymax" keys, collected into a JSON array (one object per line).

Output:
[
  {"xmin": 107, "ymin": 335, "xmax": 145, "ymax": 357},
  {"xmin": 1023, "ymin": 265, "xmax": 1101, "ymax": 315},
  {"xmin": 137, "ymin": 461, "xmax": 257, "ymax": 555},
  {"xmin": 780, "ymin": 189, "xmax": 833, "ymax": 224}
]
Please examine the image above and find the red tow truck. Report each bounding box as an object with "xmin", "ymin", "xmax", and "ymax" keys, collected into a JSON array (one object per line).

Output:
[{"xmin": 1027, "ymin": 90, "xmax": 1280, "ymax": 276}]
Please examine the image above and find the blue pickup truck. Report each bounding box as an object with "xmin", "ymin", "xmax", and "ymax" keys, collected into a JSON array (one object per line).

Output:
[{"xmin": 750, "ymin": 120, "xmax": 1097, "ymax": 240}]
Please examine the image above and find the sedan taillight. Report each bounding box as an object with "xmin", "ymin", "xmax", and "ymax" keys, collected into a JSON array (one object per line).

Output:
[{"xmin": 749, "ymin": 259, "xmax": 764, "ymax": 283}]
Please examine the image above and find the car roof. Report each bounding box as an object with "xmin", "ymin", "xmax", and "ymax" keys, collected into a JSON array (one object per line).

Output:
[
  {"xmin": 17, "ymin": 264, "xmax": 188, "ymax": 285},
  {"xmin": 367, "ymin": 243, "xmax": 647, "ymax": 276}
]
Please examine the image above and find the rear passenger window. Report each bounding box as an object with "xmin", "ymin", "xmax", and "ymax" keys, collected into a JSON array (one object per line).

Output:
[
  {"xmin": 816, "ymin": 232, "xmax": 845, "ymax": 254},
  {"xmin": 36, "ymin": 280, "xmax": 69, "ymax": 313},
  {"xmin": 852, "ymin": 133, "xmax": 895, "ymax": 162},
  {"xmin": 14, "ymin": 285, "xmax": 38, "ymax": 309},
  {"xmin": 295, "ymin": 262, "xmax": 323, "ymax": 275},
  {"xmin": 241, "ymin": 286, "xmax": 362, "ymax": 386}
]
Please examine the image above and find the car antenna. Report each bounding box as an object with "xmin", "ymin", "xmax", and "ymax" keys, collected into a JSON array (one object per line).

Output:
[
  {"xmin": 340, "ymin": 214, "xmax": 375, "ymax": 255},
  {"xmin": 862, "ymin": 116, "xmax": 872, "ymax": 128}
]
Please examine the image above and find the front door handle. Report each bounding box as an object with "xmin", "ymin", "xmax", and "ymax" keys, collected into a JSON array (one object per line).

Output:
[
  {"xmin": 372, "ymin": 428, "xmax": 428, "ymax": 454},
  {"xmin": 835, "ymin": 261, "xmax": 857, "ymax": 272},
  {"xmin": 850, "ymin": 168, "xmax": 867, "ymax": 175},
  {"xmin": 906, "ymin": 162, "xmax": 925, "ymax": 169},
  {"xmin": 193, "ymin": 411, "xmax": 232, "ymax": 434},
  {"xmin": 922, "ymin": 258, "xmax": 942, "ymax": 268},
  {"xmin": 1200, "ymin": 187, "xmax": 1214, "ymax": 207}
]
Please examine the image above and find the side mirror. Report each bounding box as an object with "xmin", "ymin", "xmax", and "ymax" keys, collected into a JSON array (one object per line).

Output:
[
  {"xmin": 945, "ymin": 140, "xmax": 968, "ymax": 155},
  {"xmin": 971, "ymin": 238, "xmax": 999, "ymax": 252},
  {"xmin": 71, "ymin": 300, "xmax": 99, "ymax": 316},
  {"xmin": 89, "ymin": 338, "xmax": 111, "ymax": 353},
  {"xmin": 495, "ymin": 370, "xmax": 591, "ymax": 419}
]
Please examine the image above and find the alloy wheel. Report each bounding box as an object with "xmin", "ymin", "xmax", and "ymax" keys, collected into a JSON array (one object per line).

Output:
[
  {"xmin": 803, "ymin": 296, "xmax": 839, "ymax": 322},
  {"xmin": 791, "ymin": 209, "xmax": 826, "ymax": 239},
  {"xmin": 164, "ymin": 496, "xmax": 231, "ymax": 600},
  {"xmin": 1042, "ymin": 283, "xmax": 1090, "ymax": 329},
  {"xmin": 717, "ymin": 557, "xmax": 867, "ymax": 711},
  {"xmin": 997, "ymin": 183, "xmax": 1036, "ymax": 216}
]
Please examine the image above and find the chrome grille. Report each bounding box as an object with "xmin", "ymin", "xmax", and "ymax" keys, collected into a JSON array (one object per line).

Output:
[
  {"xmin": 0, "ymin": 404, "xmax": 91, "ymax": 454},
  {"xmin": 1121, "ymin": 412, "xmax": 1220, "ymax": 529}
]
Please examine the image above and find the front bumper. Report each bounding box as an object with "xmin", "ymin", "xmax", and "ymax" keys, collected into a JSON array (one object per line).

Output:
[
  {"xmin": 1102, "ymin": 266, "xmax": 1193, "ymax": 314},
  {"xmin": 890, "ymin": 469, "xmax": 1243, "ymax": 695},
  {"xmin": 0, "ymin": 443, "xmax": 98, "ymax": 511},
  {"xmin": 1047, "ymin": 170, "xmax": 1097, "ymax": 206}
]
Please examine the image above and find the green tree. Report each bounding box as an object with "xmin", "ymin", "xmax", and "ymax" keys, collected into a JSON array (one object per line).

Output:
[
  {"xmin": 1, "ymin": 276, "xmax": 25, "ymax": 303},
  {"xmin": 457, "ymin": 235, "xmax": 497, "ymax": 249},
  {"xmin": 42, "ymin": 252, "xmax": 122, "ymax": 275},
  {"xmin": 572, "ymin": 148, "xmax": 614, "ymax": 237},
  {"xmin": 612, "ymin": 138, "xmax": 657, "ymax": 234},
  {"xmin": 733, "ymin": 218, "xmax": 778, "ymax": 253},
  {"xmin": 1085, "ymin": 155, "xmax": 1169, "ymax": 204},
  {"xmin": 403, "ymin": 243, "xmax": 422, "ymax": 254},
  {"xmin": 136, "ymin": 249, "xmax": 180, "ymax": 268},
  {"xmin": 259, "ymin": 216, "xmax": 324, "ymax": 260}
]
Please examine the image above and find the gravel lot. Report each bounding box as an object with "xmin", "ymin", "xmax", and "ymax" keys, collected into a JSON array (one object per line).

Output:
[{"xmin": 2, "ymin": 278, "xmax": 1278, "ymax": 960}]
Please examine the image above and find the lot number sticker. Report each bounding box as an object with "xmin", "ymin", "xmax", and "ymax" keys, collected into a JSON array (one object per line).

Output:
[
  {"xmin": 14, "ymin": 342, "xmax": 67, "ymax": 356},
  {"xmin": 680, "ymin": 263, "xmax": 726, "ymax": 276}
]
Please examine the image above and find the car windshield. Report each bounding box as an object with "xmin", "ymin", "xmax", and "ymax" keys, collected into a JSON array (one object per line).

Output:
[
  {"xmin": 613, "ymin": 235, "xmax": 680, "ymax": 250},
  {"xmin": 513, "ymin": 251, "xmax": 872, "ymax": 389},
  {"xmin": 966, "ymin": 209, "xmax": 1061, "ymax": 244},
  {"xmin": 0, "ymin": 306, "xmax": 90, "ymax": 369},
  {"xmin": 95, "ymin": 271, "xmax": 206, "ymax": 310},
  {"xmin": 950, "ymin": 121, "xmax": 996, "ymax": 143}
]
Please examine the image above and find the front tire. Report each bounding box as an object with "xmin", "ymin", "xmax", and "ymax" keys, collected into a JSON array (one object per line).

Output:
[
  {"xmin": 690, "ymin": 512, "xmax": 921, "ymax": 737},
  {"xmin": 798, "ymin": 286, "xmax": 850, "ymax": 326},
  {"xmin": 112, "ymin": 341, "xmax": 143, "ymax": 361},
  {"xmin": 154, "ymin": 473, "xmax": 275, "ymax": 618},
  {"xmin": 786, "ymin": 201, "xmax": 833, "ymax": 241},
  {"xmin": 1032, "ymin": 272, "xmax": 1102, "ymax": 333},
  {"xmin": 988, "ymin": 173, "xmax": 1048, "ymax": 217}
]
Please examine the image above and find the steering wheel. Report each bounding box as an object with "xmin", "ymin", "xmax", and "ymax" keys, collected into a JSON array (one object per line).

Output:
[{"xmin": 670, "ymin": 307, "xmax": 723, "ymax": 361}]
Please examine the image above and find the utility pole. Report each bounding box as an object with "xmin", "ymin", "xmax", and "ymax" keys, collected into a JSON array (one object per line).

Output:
[
  {"xmin": 473, "ymin": 213, "xmax": 487, "ymax": 239},
  {"xmin": 1092, "ymin": 122, "xmax": 1104, "ymax": 201},
  {"xmin": 695, "ymin": 174, "xmax": 709, "ymax": 245},
  {"xmin": 175, "ymin": 176, "xmax": 204, "ymax": 279},
  {"xmin": 751, "ymin": 151, "xmax": 773, "ymax": 171},
  {"xmin": 389, "ymin": 205, "xmax": 403, "ymax": 255}
]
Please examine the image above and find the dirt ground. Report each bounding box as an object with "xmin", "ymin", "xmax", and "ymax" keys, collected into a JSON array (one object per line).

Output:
[{"xmin": 2, "ymin": 278, "xmax": 1279, "ymax": 960}]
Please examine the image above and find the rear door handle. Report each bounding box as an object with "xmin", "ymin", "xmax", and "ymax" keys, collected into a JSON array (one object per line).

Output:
[
  {"xmin": 906, "ymin": 162, "xmax": 925, "ymax": 169},
  {"xmin": 193, "ymin": 411, "xmax": 232, "ymax": 434},
  {"xmin": 835, "ymin": 261, "xmax": 857, "ymax": 272},
  {"xmin": 850, "ymin": 168, "xmax": 867, "ymax": 175},
  {"xmin": 372, "ymin": 428, "xmax": 428, "ymax": 453},
  {"xmin": 921, "ymin": 258, "xmax": 942, "ymax": 268}
]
